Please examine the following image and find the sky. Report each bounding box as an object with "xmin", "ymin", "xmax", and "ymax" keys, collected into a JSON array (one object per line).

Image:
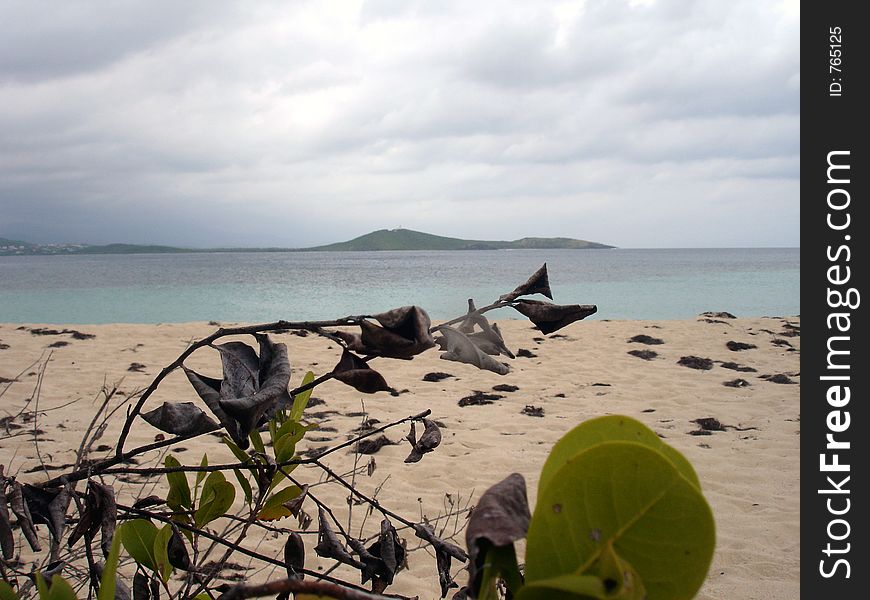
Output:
[{"xmin": 0, "ymin": 0, "xmax": 799, "ymax": 249}]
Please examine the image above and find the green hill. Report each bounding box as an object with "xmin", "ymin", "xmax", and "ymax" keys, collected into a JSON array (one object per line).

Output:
[{"xmin": 305, "ymin": 229, "xmax": 614, "ymax": 251}]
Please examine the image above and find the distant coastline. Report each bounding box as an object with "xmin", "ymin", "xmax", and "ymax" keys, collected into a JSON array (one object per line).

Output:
[{"xmin": 0, "ymin": 229, "xmax": 614, "ymax": 256}]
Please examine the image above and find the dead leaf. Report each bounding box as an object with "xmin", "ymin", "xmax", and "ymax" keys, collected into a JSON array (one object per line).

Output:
[
  {"xmin": 499, "ymin": 264, "xmax": 553, "ymax": 302},
  {"xmin": 511, "ymin": 299, "xmax": 597, "ymax": 334},
  {"xmin": 434, "ymin": 327, "xmax": 510, "ymax": 376},
  {"xmin": 465, "ymin": 473, "xmax": 531, "ymax": 595},
  {"xmin": 404, "ymin": 419, "xmax": 442, "ymax": 463},
  {"xmin": 140, "ymin": 402, "xmax": 219, "ymax": 436},
  {"xmin": 332, "ymin": 350, "xmax": 392, "ymax": 394},
  {"xmin": 314, "ymin": 508, "xmax": 364, "ymax": 570},
  {"xmin": 283, "ymin": 532, "xmax": 305, "ymax": 580}
]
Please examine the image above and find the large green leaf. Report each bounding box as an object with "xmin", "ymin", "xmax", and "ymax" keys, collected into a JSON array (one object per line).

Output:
[
  {"xmin": 257, "ymin": 485, "xmax": 303, "ymax": 521},
  {"xmin": 153, "ymin": 524, "xmax": 175, "ymax": 582},
  {"xmin": 537, "ymin": 416, "xmax": 700, "ymax": 500},
  {"xmin": 526, "ymin": 441, "xmax": 714, "ymax": 600},
  {"xmin": 195, "ymin": 472, "xmax": 236, "ymax": 527},
  {"xmin": 97, "ymin": 531, "xmax": 122, "ymax": 600},
  {"xmin": 289, "ymin": 371, "xmax": 316, "ymax": 423},
  {"xmin": 164, "ymin": 455, "xmax": 191, "ymax": 511},
  {"xmin": 119, "ymin": 519, "xmax": 159, "ymax": 572}
]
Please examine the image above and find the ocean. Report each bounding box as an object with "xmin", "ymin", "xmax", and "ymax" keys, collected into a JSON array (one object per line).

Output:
[{"xmin": 0, "ymin": 248, "xmax": 799, "ymax": 324}]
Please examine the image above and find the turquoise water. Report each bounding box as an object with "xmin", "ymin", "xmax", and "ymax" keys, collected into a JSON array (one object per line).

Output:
[{"xmin": 0, "ymin": 248, "xmax": 799, "ymax": 324}]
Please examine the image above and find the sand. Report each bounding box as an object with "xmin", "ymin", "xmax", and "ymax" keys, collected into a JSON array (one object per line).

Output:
[{"xmin": 0, "ymin": 316, "xmax": 800, "ymax": 599}]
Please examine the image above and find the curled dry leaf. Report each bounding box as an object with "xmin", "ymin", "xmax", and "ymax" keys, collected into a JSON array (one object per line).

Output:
[
  {"xmin": 140, "ymin": 402, "xmax": 219, "ymax": 437},
  {"xmin": 23, "ymin": 484, "xmax": 70, "ymax": 543},
  {"xmin": 437, "ymin": 546, "xmax": 458, "ymax": 598},
  {"xmin": 9, "ymin": 481, "xmax": 41, "ymax": 551},
  {"xmin": 331, "ymin": 349, "xmax": 392, "ymax": 394},
  {"xmin": 282, "ymin": 484, "xmax": 309, "ymax": 517},
  {"xmin": 284, "ymin": 531, "xmax": 305, "ymax": 580},
  {"xmin": 369, "ymin": 519, "xmax": 404, "ymax": 587},
  {"xmin": 365, "ymin": 306, "xmax": 436, "ymax": 358},
  {"xmin": 434, "ymin": 327, "xmax": 510, "ymax": 376},
  {"xmin": 511, "ymin": 299, "xmax": 597, "ymax": 335},
  {"xmin": 348, "ymin": 537, "xmax": 382, "ymax": 586},
  {"xmin": 314, "ymin": 508, "xmax": 364, "ymax": 570},
  {"xmin": 404, "ymin": 419, "xmax": 442, "ymax": 463},
  {"xmin": 67, "ymin": 480, "xmax": 116, "ymax": 557},
  {"xmin": 465, "ymin": 473, "xmax": 531, "ymax": 594},
  {"xmin": 219, "ymin": 337, "xmax": 292, "ymax": 443},
  {"xmin": 184, "ymin": 335, "xmax": 291, "ymax": 449},
  {"xmin": 132, "ymin": 571, "xmax": 151, "ymax": 600},
  {"xmin": 499, "ymin": 263, "xmax": 553, "ymax": 302},
  {"xmin": 337, "ymin": 306, "xmax": 436, "ymax": 359},
  {"xmin": 167, "ymin": 525, "xmax": 191, "ymax": 570}
]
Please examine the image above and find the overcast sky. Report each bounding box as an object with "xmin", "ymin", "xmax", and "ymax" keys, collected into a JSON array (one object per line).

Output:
[{"xmin": 1, "ymin": 0, "xmax": 799, "ymax": 248}]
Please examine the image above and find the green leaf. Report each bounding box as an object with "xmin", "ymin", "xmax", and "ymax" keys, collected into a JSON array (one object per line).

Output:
[
  {"xmin": 118, "ymin": 519, "xmax": 159, "ymax": 572},
  {"xmin": 34, "ymin": 574, "xmax": 50, "ymax": 600},
  {"xmin": 164, "ymin": 455, "xmax": 191, "ymax": 511},
  {"xmin": 196, "ymin": 454, "xmax": 209, "ymax": 487},
  {"xmin": 257, "ymin": 485, "xmax": 303, "ymax": 521},
  {"xmin": 0, "ymin": 581, "xmax": 18, "ymax": 600},
  {"xmin": 153, "ymin": 524, "xmax": 175, "ymax": 582},
  {"xmin": 289, "ymin": 371, "xmax": 316, "ymax": 423},
  {"xmin": 234, "ymin": 468, "xmax": 254, "ymax": 505},
  {"xmin": 223, "ymin": 436, "xmax": 251, "ymax": 464},
  {"xmin": 47, "ymin": 577, "xmax": 78, "ymax": 600},
  {"xmin": 537, "ymin": 415, "xmax": 700, "ymax": 500},
  {"xmin": 98, "ymin": 531, "xmax": 122, "ymax": 600},
  {"xmin": 249, "ymin": 428, "xmax": 266, "ymax": 455},
  {"xmin": 526, "ymin": 441, "xmax": 715, "ymax": 600},
  {"xmin": 274, "ymin": 422, "xmax": 307, "ymax": 463},
  {"xmin": 195, "ymin": 472, "xmax": 236, "ymax": 527}
]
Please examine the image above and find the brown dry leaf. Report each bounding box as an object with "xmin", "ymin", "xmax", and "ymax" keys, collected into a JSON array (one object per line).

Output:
[
  {"xmin": 499, "ymin": 263, "xmax": 553, "ymax": 302},
  {"xmin": 283, "ymin": 531, "xmax": 305, "ymax": 580},
  {"xmin": 404, "ymin": 419, "xmax": 442, "ymax": 463},
  {"xmin": 331, "ymin": 349, "xmax": 392, "ymax": 394},
  {"xmin": 511, "ymin": 299, "xmax": 597, "ymax": 334},
  {"xmin": 465, "ymin": 473, "xmax": 531, "ymax": 594}
]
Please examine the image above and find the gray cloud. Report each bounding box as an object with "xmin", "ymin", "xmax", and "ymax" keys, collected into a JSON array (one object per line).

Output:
[{"xmin": 0, "ymin": 0, "xmax": 799, "ymax": 248}]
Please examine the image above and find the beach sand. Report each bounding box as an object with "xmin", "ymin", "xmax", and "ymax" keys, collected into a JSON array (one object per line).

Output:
[{"xmin": 0, "ymin": 316, "xmax": 800, "ymax": 599}]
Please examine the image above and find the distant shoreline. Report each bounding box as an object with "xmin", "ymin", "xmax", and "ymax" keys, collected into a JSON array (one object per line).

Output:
[{"xmin": 0, "ymin": 228, "xmax": 615, "ymax": 256}]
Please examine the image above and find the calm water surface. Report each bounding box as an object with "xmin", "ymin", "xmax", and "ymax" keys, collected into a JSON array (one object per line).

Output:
[{"xmin": 0, "ymin": 249, "xmax": 799, "ymax": 323}]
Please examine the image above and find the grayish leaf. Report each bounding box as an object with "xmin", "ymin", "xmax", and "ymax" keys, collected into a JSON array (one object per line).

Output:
[
  {"xmin": 434, "ymin": 327, "xmax": 510, "ymax": 376},
  {"xmin": 140, "ymin": 402, "xmax": 219, "ymax": 436}
]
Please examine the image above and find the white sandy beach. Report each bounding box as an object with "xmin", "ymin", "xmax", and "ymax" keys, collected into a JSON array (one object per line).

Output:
[{"xmin": 1, "ymin": 316, "xmax": 800, "ymax": 599}]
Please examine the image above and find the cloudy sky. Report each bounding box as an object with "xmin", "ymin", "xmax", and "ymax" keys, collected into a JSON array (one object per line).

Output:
[{"xmin": 1, "ymin": 0, "xmax": 799, "ymax": 248}]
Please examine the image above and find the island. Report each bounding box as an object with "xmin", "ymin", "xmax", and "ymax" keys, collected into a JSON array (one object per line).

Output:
[{"xmin": 0, "ymin": 230, "xmax": 613, "ymax": 256}]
